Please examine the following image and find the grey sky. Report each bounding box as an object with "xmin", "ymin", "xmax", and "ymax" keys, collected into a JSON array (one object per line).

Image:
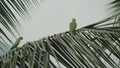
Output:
[{"xmin": 20, "ymin": 0, "xmax": 113, "ymax": 45}]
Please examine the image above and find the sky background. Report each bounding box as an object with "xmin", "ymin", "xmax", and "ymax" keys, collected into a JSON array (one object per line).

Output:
[{"xmin": 20, "ymin": 0, "xmax": 113, "ymax": 46}]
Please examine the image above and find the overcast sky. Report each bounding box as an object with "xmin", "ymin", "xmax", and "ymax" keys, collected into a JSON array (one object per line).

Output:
[{"xmin": 20, "ymin": 0, "xmax": 113, "ymax": 45}]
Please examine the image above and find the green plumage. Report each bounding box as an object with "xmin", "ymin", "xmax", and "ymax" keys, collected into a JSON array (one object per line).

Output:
[
  {"xmin": 10, "ymin": 36, "xmax": 23, "ymax": 50},
  {"xmin": 69, "ymin": 18, "xmax": 77, "ymax": 35}
]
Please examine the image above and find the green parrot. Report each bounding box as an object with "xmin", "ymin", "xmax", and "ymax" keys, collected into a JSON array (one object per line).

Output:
[
  {"xmin": 10, "ymin": 36, "xmax": 23, "ymax": 50},
  {"xmin": 69, "ymin": 18, "xmax": 77, "ymax": 35}
]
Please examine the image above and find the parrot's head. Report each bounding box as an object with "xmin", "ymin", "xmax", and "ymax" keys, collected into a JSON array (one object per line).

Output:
[
  {"xmin": 19, "ymin": 37, "xmax": 23, "ymax": 40},
  {"xmin": 72, "ymin": 18, "xmax": 76, "ymax": 22}
]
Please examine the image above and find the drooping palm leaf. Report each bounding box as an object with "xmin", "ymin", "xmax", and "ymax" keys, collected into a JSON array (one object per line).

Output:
[
  {"xmin": 109, "ymin": 0, "xmax": 120, "ymax": 26},
  {"xmin": 0, "ymin": 0, "xmax": 43, "ymax": 52}
]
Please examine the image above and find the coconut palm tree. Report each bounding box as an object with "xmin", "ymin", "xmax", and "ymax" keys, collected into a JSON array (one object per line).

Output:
[{"xmin": 0, "ymin": 0, "xmax": 120, "ymax": 68}]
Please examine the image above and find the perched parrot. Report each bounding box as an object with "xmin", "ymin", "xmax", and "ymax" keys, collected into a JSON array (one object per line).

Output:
[
  {"xmin": 69, "ymin": 18, "xmax": 77, "ymax": 35},
  {"xmin": 10, "ymin": 36, "xmax": 23, "ymax": 50}
]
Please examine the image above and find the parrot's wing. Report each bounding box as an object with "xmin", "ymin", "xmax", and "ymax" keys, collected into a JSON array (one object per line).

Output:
[
  {"xmin": 74, "ymin": 22, "xmax": 77, "ymax": 29},
  {"xmin": 69, "ymin": 22, "xmax": 77, "ymax": 31}
]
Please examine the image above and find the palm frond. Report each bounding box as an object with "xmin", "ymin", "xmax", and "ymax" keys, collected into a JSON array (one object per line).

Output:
[
  {"xmin": 0, "ymin": 23, "xmax": 120, "ymax": 68},
  {"xmin": 0, "ymin": 0, "xmax": 43, "ymax": 52},
  {"xmin": 0, "ymin": 42, "xmax": 50, "ymax": 68},
  {"xmin": 108, "ymin": 0, "xmax": 120, "ymax": 26}
]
